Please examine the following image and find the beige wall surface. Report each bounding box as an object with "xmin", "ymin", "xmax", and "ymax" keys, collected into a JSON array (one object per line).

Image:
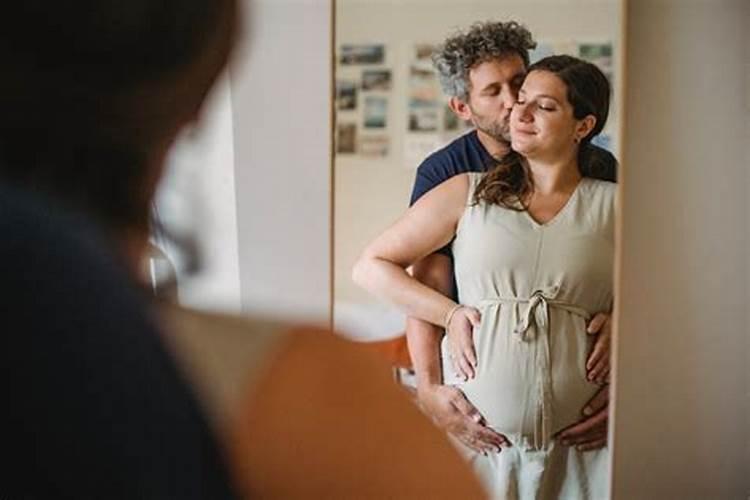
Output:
[
  {"xmin": 230, "ymin": 0, "xmax": 332, "ymax": 321},
  {"xmin": 611, "ymin": 0, "xmax": 749, "ymax": 498}
]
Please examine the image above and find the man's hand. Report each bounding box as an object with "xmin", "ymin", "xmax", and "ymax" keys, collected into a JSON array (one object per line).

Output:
[
  {"xmin": 586, "ymin": 312, "xmax": 612, "ymax": 384},
  {"xmin": 445, "ymin": 306, "xmax": 481, "ymax": 381},
  {"xmin": 555, "ymin": 384, "xmax": 609, "ymax": 451},
  {"xmin": 417, "ymin": 384, "xmax": 508, "ymax": 454}
]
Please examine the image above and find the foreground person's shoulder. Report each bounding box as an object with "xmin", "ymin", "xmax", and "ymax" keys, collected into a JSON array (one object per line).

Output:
[{"xmin": 230, "ymin": 327, "xmax": 486, "ymax": 499}]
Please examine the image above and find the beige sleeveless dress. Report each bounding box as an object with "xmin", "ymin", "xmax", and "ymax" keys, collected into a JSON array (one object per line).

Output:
[{"xmin": 444, "ymin": 173, "xmax": 615, "ymax": 499}]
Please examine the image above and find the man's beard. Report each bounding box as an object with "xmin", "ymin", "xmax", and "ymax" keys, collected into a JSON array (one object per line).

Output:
[{"xmin": 471, "ymin": 113, "xmax": 511, "ymax": 144}]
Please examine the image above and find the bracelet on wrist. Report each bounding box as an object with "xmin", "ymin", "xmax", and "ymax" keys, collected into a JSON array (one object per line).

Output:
[{"xmin": 444, "ymin": 303, "xmax": 463, "ymax": 332}]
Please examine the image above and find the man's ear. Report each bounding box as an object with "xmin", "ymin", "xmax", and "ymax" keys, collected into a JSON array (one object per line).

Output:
[
  {"xmin": 448, "ymin": 96, "xmax": 473, "ymax": 121},
  {"xmin": 576, "ymin": 114, "xmax": 597, "ymax": 142}
]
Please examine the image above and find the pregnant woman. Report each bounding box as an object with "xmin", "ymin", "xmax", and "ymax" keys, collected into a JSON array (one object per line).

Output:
[{"xmin": 354, "ymin": 54, "xmax": 615, "ymax": 499}]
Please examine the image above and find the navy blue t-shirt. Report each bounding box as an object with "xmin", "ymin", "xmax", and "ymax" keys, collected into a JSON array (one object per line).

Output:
[{"xmin": 410, "ymin": 130, "xmax": 496, "ymax": 207}]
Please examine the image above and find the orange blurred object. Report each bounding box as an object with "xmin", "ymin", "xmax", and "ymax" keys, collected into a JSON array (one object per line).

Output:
[{"xmin": 361, "ymin": 334, "xmax": 413, "ymax": 369}]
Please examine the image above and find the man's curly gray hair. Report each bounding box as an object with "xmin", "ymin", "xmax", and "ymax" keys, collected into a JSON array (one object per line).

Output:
[{"xmin": 432, "ymin": 21, "xmax": 536, "ymax": 101}]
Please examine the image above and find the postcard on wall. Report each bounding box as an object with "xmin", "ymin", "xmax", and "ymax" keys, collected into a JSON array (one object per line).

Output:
[
  {"xmin": 529, "ymin": 42, "xmax": 555, "ymax": 64},
  {"xmin": 359, "ymin": 135, "xmax": 389, "ymax": 157},
  {"xmin": 591, "ymin": 133, "xmax": 612, "ymax": 153},
  {"xmin": 337, "ymin": 123, "xmax": 357, "ymax": 154},
  {"xmin": 408, "ymin": 99, "xmax": 439, "ymax": 132},
  {"xmin": 336, "ymin": 81, "xmax": 357, "ymax": 111},
  {"xmin": 413, "ymin": 43, "xmax": 435, "ymax": 65},
  {"xmin": 340, "ymin": 44, "xmax": 385, "ymax": 65},
  {"xmin": 443, "ymin": 104, "xmax": 471, "ymax": 133},
  {"xmin": 408, "ymin": 43, "xmax": 441, "ymax": 102},
  {"xmin": 579, "ymin": 42, "xmax": 613, "ymax": 81},
  {"xmin": 362, "ymin": 69, "xmax": 391, "ymax": 91},
  {"xmin": 409, "ymin": 68, "xmax": 440, "ymax": 102},
  {"xmin": 364, "ymin": 96, "xmax": 387, "ymax": 128},
  {"xmin": 403, "ymin": 134, "xmax": 443, "ymax": 169}
]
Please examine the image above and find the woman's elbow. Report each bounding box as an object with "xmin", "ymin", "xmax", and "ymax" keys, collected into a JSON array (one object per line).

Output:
[{"xmin": 351, "ymin": 254, "xmax": 372, "ymax": 290}]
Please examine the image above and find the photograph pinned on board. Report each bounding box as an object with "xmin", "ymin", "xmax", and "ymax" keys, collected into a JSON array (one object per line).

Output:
[
  {"xmin": 403, "ymin": 134, "xmax": 443, "ymax": 169},
  {"xmin": 362, "ymin": 69, "xmax": 392, "ymax": 91},
  {"xmin": 443, "ymin": 104, "xmax": 470, "ymax": 133},
  {"xmin": 409, "ymin": 68, "xmax": 440, "ymax": 102},
  {"xmin": 591, "ymin": 133, "xmax": 612, "ymax": 153},
  {"xmin": 337, "ymin": 123, "xmax": 357, "ymax": 154},
  {"xmin": 414, "ymin": 43, "xmax": 435, "ymax": 62},
  {"xmin": 408, "ymin": 99, "xmax": 439, "ymax": 132},
  {"xmin": 529, "ymin": 42, "xmax": 555, "ymax": 64},
  {"xmin": 408, "ymin": 43, "xmax": 441, "ymax": 102},
  {"xmin": 579, "ymin": 42, "xmax": 613, "ymax": 81},
  {"xmin": 337, "ymin": 81, "xmax": 357, "ymax": 111},
  {"xmin": 340, "ymin": 44, "xmax": 385, "ymax": 65},
  {"xmin": 359, "ymin": 135, "xmax": 389, "ymax": 157},
  {"xmin": 364, "ymin": 96, "xmax": 387, "ymax": 128}
]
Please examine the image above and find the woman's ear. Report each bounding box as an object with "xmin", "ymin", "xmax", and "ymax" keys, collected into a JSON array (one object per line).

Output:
[
  {"xmin": 448, "ymin": 96, "xmax": 473, "ymax": 121},
  {"xmin": 576, "ymin": 114, "xmax": 597, "ymax": 142}
]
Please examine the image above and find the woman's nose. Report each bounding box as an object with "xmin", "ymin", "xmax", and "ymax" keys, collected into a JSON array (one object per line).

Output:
[{"xmin": 515, "ymin": 102, "xmax": 533, "ymax": 122}]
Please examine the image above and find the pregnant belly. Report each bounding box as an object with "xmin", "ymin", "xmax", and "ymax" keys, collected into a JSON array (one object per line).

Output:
[{"xmin": 445, "ymin": 311, "xmax": 600, "ymax": 443}]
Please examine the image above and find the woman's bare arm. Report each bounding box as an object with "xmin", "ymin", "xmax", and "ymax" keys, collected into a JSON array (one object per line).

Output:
[{"xmin": 352, "ymin": 174, "xmax": 469, "ymax": 328}]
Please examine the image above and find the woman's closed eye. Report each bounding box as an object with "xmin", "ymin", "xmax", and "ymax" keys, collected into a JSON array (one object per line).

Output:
[{"xmin": 516, "ymin": 99, "xmax": 555, "ymax": 112}]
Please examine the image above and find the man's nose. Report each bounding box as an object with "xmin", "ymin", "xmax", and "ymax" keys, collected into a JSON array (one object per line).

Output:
[{"xmin": 501, "ymin": 87, "xmax": 516, "ymax": 109}]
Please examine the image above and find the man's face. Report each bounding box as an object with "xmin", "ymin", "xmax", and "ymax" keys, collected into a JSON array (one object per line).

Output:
[{"xmin": 465, "ymin": 54, "xmax": 527, "ymax": 144}]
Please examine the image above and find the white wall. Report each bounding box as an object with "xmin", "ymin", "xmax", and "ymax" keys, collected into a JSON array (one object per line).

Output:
[
  {"xmin": 156, "ymin": 76, "xmax": 242, "ymax": 313},
  {"xmin": 230, "ymin": 0, "xmax": 332, "ymax": 321},
  {"xmin": 611, "ymin": 0, "xmax": 749, "ymax": 497}
]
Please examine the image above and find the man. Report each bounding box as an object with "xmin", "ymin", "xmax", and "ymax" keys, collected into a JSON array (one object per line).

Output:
[{"xmin": 408, "ymin": 21, "xmax": 615, "ymax": 455}]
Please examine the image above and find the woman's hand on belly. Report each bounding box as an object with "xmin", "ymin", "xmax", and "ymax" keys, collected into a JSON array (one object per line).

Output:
[{"xmin": 445, "ymin": 305, "xmax": 482, "ymax": 381}]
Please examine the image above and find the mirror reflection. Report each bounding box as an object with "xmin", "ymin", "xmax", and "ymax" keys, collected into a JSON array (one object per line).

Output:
[{"xmin": 336, "ymin": 1, "xmax": 622, "ymax": 497}]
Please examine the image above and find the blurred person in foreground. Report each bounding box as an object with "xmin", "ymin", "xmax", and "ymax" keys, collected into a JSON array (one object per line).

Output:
[{"xmin": 0, "ymin": 1, "xmax": 483, "ymax": 497}]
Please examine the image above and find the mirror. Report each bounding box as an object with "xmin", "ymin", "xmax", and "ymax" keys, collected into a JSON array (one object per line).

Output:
[
  {"xmin": 334, "ymin": 1, "xmax": 623, "ymax": 339},
  {"xmin": 333, "ymin": 0, "xmax": 623, "ymax": 497}
]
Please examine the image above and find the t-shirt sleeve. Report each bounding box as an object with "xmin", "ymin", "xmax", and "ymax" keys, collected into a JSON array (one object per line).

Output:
[
  {"xmin": 409, "ymin": 158, "xmax": 454, "ymax": 258},
  {"xmin": 409, "ymin": 165, "xmax": 439, "ymax": 206}
]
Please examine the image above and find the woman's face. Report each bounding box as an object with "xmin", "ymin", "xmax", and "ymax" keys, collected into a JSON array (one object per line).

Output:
[{"xmin": 510, "ymin": 69, "xmax": 586, "ymax": 160}]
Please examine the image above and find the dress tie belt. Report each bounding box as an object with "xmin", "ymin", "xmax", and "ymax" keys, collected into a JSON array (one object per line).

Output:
[{"xmin": 478, "ymin": 285, "xmax": 591, "ymax": 449}]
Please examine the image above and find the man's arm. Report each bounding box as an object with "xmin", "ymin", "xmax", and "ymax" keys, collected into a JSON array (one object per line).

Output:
[
  {"xmin": 407, "ymin": 254, "xmax": 452, "ymax": 390},
  {"xmin": 407, "ymin": 254, "xmax": 507, "ymax": 454}
]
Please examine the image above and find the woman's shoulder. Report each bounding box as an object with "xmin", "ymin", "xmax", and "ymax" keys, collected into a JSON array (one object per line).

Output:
[
  {"xmin": 583, "ymin": 177, "xmax": 617, "ymax": 195},
  {"xmin": 579, "ymin": 178, "xmax": 617, "ymax": 231},
  {"xmin": 582, "ymin": 177, "xmax": 617, "ymax": 206}
]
